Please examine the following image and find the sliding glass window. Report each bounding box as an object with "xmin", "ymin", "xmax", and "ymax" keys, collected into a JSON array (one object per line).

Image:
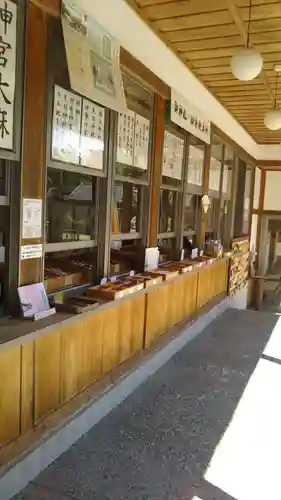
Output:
[{"xmin": 111, "ymin": 73, "xmax": 152, "ymax": 275}]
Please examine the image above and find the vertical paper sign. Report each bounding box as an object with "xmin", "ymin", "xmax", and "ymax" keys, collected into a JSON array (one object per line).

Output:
[
  {"xmin": 80, "ymin": 98, "xmax": 105, "ymax": 169},
  {"xmin": 116, "ymin": 110, "xmax": 135, "ymax": 165},
  {"xmin": 22, "ymin": 199, "xmax": 42, "ymax": 239},
  {"xmin": 52, "ymin": 86, "xmax": 81, "ymax": 164},
  {"xmin": 0, "ymin": 0, "xmax": 17, "ymax": 150},
  {"xmin": 134, "ymin": 114, "xmax": 150, "ymax": 170}
]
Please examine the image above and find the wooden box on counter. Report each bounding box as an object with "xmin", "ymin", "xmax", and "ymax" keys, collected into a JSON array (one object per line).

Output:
[
  {"xmin": 150, "ymin": 268, "xmax": 179, "ymax": 281},
  {"xmin": 52, "ymin": 295, "xmax": 101, "ymax": 314},
  {"xmin": 86, "ymin": 280, "xmax": 144, "ymax": 301},
  {"xmin": 129, "ymin": 273, "xmax": 163, "ymax": 288}
]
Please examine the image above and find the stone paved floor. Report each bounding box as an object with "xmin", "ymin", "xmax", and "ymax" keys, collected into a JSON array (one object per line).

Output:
[{"xmin": 13, "ymin": 308, "xmax": 281, "ymax": 500}]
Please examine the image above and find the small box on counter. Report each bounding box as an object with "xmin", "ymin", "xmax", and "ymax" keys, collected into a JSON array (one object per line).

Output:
[
  {"xmin": 86, "ymin": 279, "xmax": 144, "ymax": 301},
  {"xmin": 129, "ymin": 272, "xmax": 163, "ymax": 288},
  {"xmin": 162, "ymin": 261, "xmax": 193, "ymax": 274},
  {"xmin": 150, "ymin": 268, "xmax": 179, "ymax": 281},
  {"xmin": 52, "ymin": 295, "xmax": 101, "ymax": 314},
  {"xmin": 183, "ymin": 259, "xmax": 204, "ymax": 269},
  {"xmin": 44, "ymin": 269, "xmax": 82, "ymax": 293}
]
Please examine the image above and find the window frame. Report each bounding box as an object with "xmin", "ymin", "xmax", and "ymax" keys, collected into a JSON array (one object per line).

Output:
[
  {"xmin": 44, "ymin": 167, "xmax": 99, "ymax": 256},
  {"xmin": 186, "ymin": 135, "xmax": 206, "ymax": 195},
  {"xmin": 43, "ymin": 19, "xmax": 110, "ymax": 286},
  {"xmin": 208, "ymin": 136, "xmax": 224, "ymax": 199},
  {"xmin": 111, "ymin": 72, "xmax": 153, "ymax": 247},
  {"xmin": 158, "ymin": 120, "xmax": 186, "ymax": 254}
]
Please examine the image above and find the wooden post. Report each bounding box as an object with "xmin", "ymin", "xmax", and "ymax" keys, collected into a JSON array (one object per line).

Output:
[
  {"xmin": 148, "ymin": 94, "xmax": 164, "ymax": 247},
  {"xmin": 199, "ymin": 142, "xmax": 211, "ymax": 248},
  {"xmin": 19, "ymin": 2, "xmax": 48, "ymax": 285},
  {"xmin": 256, "ymin": 169, "xmax": 266, "ymax": 261}
]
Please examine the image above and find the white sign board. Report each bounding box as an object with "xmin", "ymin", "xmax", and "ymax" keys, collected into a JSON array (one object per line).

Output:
[
  {"xmin": 51, "ymin": 85, "xmax": 106, "ymax": 170},
  {"xmin": 61, "ymin": 0, "xmax": 126, "ymax": 113},
  {"xmin": 22, "ymin": 198, "xmax": 42, "ymax": 239},
  {"xmin": 162, "ymin": 131, "xmax": 184, "ymax": 180},
  {"xmin": 52, "ymin": 86, "xmax": 81, "ymax": 164},
  {"xmin": 80, "ymin": 99, "xmax": 105, "ymax": 169},
  {"xmin": 144, "ymin": 247, "xmax": 159, "ymax": 272},
  {"xmin": 171, "ymin": 89, "xmax": 211, "ymax": 144},
  {"xmin": 21, "ymin": 244, "xmax": 43, "ymax": 260},
  {"xmin": 0, "ymin": 0, "xmax": 17, "ymax": 150},
  {"xmin": 116, "ymin": 111, "xmax": 150, "ymax": 170}
]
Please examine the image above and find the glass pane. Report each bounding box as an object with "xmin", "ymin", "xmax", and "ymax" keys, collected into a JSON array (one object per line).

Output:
[
  {"xmin": 110, "ymin": 240, "xmax": 141, "ymax": 275},
  {"xmin": 243, "ymin": 166, "xmax": 252, "ymax": 235},
  {"xmin": 206, "ymin": 198, "xmax": 219, "ymax": 234},
  {"xmin": 209, "ymin": 138, "xmax": 222, "ymax": 192},
  {"xmin": 113, "ymin": 181, "xmax": 141, "ymax": 234},
  {"xmin": 162, "ymin": 130, "xmax": 184, "ymax": 186},
  {"xmin": 159, "ymin": 189, "xmax": 177, "ymax": 233},
  {"xmin": 222, "ymin": 145, "xmax": 233, "ymax": 198},
  {"xmin": 46, "ymin": 168, "xmax": 96, "ymax": 243},
  {"xmin": 183, "ymin": 234, "xmax": 197, "ymax": 257},
  {"xmin": 187, "ymin": 137, "xmax": 204, "ymax": 186},
  {"xmin": 44, "ymin": 247, "xmax": 97, "ymax": 293},
  {"xmin": 158, "ymin": 237, "xmax": 176, "ymax": 262},
  {"xmin": 116, "ymin": 74, "xmax": 152, "ymax": 179},
  {"xmin": 183, "ymin": 193, "xmax": 198, "ymax": 232},
  {"xmin": 219, "ymin": 199, "xmax": 228, "ymax": 243}
]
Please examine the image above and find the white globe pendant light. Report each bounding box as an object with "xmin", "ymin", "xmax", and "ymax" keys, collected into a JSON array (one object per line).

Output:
[
  {"xmin": 230, "ymin": 0, "xmax": 263, "ymax": 81},
  {"xmin": 231, "ymin": 48, "xmax": 263, "ymax": 81},
  {"xmin": 264, "ymin": 109, "xmax": 281, "ymax": 131},
  {"xmin": 264, "ymin": 67, "xmax": 281, "ymax": 131}
]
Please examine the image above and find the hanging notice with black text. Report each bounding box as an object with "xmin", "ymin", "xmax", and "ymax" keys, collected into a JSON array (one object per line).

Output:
[
  {"xmin": 171, "ymin": 89, "xmax": 211, "ymax": 144},
  {"xmin": 0, "ymin": 0, "xmax": 17, "ymax": 150}
]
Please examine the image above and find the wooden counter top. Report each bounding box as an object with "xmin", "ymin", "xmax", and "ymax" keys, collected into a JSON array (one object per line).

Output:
[{"xmin": 0, "ymin": 257, "xmax": 229, "ymax": 351}]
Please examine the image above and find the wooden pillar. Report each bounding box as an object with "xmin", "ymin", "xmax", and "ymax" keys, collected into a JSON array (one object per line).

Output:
[
  {"xmin": 256, "ymin": 169, "xmax": 266, "ymax": 262},
  {"xmin": 20, "ymin": 2, "xmax": 48, "ymax": 285},
  {"xmin": 148, "ymin": 94, "xmax": 164, "ymax": 247},
  {"xmin": 233, "ymin": 159, "xmax": 246, "ymax": 237},
  {"xmin": 199, "ymin": 142, "xmax": 211, "ymax": 248}
]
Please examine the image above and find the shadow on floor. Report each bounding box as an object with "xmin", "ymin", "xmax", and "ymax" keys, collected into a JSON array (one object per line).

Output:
[{"xmin": 12, "ymin": 309, "xmax": 281, "ymax": 500}]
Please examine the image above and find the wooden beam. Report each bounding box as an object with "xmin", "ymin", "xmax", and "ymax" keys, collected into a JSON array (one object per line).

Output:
[
  {"xmin": 148, "ymin": 94, "xmax": 164, "ymax": 246},
  {"xmin": 199, "ymin": 143, "xmax": 211, "ymax": 248},
  {"xmin": 30, "ymin": 0, "xmax": 60, "ymax": 17},
  {"xmin": 20, "ymin": 2, "xmax": 48, "ymax": 285},
  {"xmin": 227, "ymin": 0, "xmax": 275, "ymax": 107}
]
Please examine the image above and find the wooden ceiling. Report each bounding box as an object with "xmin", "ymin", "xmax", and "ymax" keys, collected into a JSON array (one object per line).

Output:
[{"xmin": 127, "ymin": 0, "xmax": 281, "ymax": 144}]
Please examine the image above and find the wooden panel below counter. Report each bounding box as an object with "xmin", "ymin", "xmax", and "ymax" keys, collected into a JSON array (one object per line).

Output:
[
  {"xmin": 144, "ymin": 271, "xmax": 199, "ymax": 348},
  {"xmin": 0, "ymin": 258, "xmax": 229, "ymax": 454}
]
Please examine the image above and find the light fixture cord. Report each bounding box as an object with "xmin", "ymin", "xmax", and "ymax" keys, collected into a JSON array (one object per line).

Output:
[
  {"xmin": 275, "ymin": 72, "xmax": 279, "ymax": 108},
  {"xmin": 246, "ymin": 0, "xmax": 252, "ymax": 47}
]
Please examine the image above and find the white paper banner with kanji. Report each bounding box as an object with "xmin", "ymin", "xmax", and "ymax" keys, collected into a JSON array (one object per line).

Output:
[
  {"xmin": 171, "ymin": 89, "xmax": 211, "ymax": 144},
  {"xmin": 0, "ymin": 0, "xmax": 17, "ymax": 150}
]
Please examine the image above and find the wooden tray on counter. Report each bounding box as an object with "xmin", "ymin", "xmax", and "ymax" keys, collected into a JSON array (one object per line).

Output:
[
  {"xmin": 162, "ymin": 261, "xmax": 194, "ymax": 274},
  {"xmin": 150, "ymin": 268, "xmax": 179, "ymax": 281},
  {"xmin": 52, "ymin": 295, "xmax": 101, "ymax": 314},
  {"xmin": 86, "ymin": 280, "xmax": 144, "ymax": 301},
  {"xmin": 129, "ymin": 273, "xmax": 163, "ymax": 288}
]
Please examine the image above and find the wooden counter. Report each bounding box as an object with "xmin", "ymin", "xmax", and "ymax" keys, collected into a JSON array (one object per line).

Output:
[{"xmin": 0, "ymin": 257, "xmax": 229, "ymax": 456}]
